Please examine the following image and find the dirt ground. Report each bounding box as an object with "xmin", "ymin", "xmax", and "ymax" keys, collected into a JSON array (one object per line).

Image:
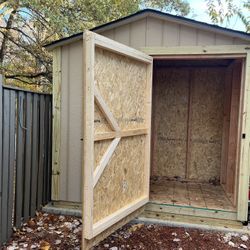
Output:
[{"xmin": 2, "ymin": 212, "xmax": 250, "ymax": 250}]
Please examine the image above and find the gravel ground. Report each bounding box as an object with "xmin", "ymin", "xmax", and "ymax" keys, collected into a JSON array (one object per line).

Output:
[{"xmin": 3, "ymin": 212, "xmax": 250, "ymax": 250}]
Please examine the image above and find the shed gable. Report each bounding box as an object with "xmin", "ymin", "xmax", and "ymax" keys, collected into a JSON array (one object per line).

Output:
[{"xmin": 98, "ymin": 16, "xmax": 248, "ymax": 49}]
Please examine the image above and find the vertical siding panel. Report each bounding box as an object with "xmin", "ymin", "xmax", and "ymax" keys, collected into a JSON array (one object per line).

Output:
[
  {"xmin": 37, "ymin": 95, "xmax": 45, "ymax": 207},
  {"xmin": 2, "ymin": 89, "xmax": 10, "ymax": 242},
  {"xmin": 215, "ymin": 34, "xmax": 234, "ymax": 45},
  {"xmin": 67, "ymin": 41, "xmax": 83, "ymax": 202},
  {"xmin": 130, "ymin": 18, "xmax": 146, "ymax": 49},
  {"xmin": 0, "ymin": 76, "xmax": 3, "ymax": 245},
  {"xmin": 7, "ymin": 90, "xmax": 16, "ymax": 238},
  {"xmin": 30, "ymin": 94, "xmax": 39, "ymax": 216},
  {"xmin": 60, "ymin": 45, "xmax": 69, "ymax": 201},
  {"xmin": 100, "ymin": 29, "xmax": 114, "ymax": 39},
  {"xmin": 114, "ymin": 24, "xmax": 130, "ymax": 46},
  {"xmin": 15, "ymin": 92, "xmax": 25, "ymax": 227},
  {"xmin": 146, "ymin": 17, "xmax": 163, "ymax": 46},
  {"xmin": 197, "ymin": 30, "xmax": 216, "ymax": 45},
  {"xmin": 233, "ymin": 38, "xmax": 248, "ymax": 45},
  {"xmin": 24, "ymin": 93, "xmax": 32, "ymax": 220},
  {"xmin": 179, "ymin": 25, "xmax": 198, "ymax": 45},
  {"xmin": 162, "ymin": 21, "xmax": 180, "ymax": 46}
]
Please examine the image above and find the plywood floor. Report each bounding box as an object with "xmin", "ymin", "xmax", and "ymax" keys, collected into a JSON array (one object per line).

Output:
[{"xmin": 150, "ymin": 179, "xmax": 235, "ymax": 211}]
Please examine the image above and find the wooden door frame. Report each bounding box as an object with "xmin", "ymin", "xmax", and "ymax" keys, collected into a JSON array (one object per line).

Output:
[
  {"xmin": 142, "ymin": 45, "xmax": 250, "ymax": 221},
  {"xmin": 82, "ymin": 31, "xmax": 153, "ymax": 240}
]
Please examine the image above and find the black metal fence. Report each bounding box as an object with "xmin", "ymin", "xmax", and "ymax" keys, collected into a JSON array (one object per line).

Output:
[{"xmin": 0, "ymin": 76, "xmax": 52, "ymax": 245}]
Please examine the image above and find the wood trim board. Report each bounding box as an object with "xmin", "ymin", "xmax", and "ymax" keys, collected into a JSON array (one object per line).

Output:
[
  {"xmin": 237, "ymin": 52, "xmax": 250, "ymax": 221},
  {"xmin": 93, "ymin": 137, "xmax": 121, "ymax": 187},
  {"xmin": 94, "ymin": 86, "xmax": 120, "ymax": 132},
  {"xmin": 141, "ymin": 45, "xmax": 250, "ymax": 56},
  {"xmin": 82, "ymin": 31, "xmax": 95, "ymax": 239},
  {"xmin": 52, "ymin": 47, "xmax": 62, "ymax": 200}
]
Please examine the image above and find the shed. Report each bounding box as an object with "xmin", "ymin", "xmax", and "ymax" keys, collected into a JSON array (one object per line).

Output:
[{"xmin": 45, "ymin": 9, "xmax": 250, "ymax": 248}]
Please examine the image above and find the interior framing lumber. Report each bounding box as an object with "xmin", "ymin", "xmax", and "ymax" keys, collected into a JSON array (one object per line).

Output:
[
  {"xmin": 237, "ymin": 52, "xmax": 250, "ymax": 221},
  {"xmin": 93, "ymin": 137, "xmax": 120, "ymax": 187},
  {"xmin": 94, "ymin": 86, "xmax": 120, "ymax": 132}
]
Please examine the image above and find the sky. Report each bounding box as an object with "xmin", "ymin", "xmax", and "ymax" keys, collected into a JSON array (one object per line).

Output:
[{"xmin": 187, "ymin": 0, "xmax": 248, "ymax": 31}]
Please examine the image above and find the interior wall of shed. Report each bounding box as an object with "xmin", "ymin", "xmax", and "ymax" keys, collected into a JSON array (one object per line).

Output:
[{"xmin": 150, "ymin": 58, "xmax": 243, "ymax": 207}]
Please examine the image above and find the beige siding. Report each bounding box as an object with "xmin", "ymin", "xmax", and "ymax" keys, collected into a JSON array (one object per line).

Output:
[
  {"xmin": 179, "ymin": 25, "xmax": 197, "ymax": 45},
  {"xmin": 99, "ymin": 16, "xmax": 249, "ymax": 48},
  {"xmin": 215, "ymin": 34, "xmax": 234, "ymax": 45},
  {"xmin": 162, "ymin": 22, "xmax": 180, "ymax": 46},
  {"xmin": 114, "ymin": 24, "xmax": 130, "ymax": 45},
  {"xmin": 101, "ymin": 29, "xmax": 115, "ymax": 39},
  {"xmin": 197, "ymin": 30, "xmax": 216, "ymax": 45},
  {"xmin": 130, "ymin": 19, "xmax": 146, "ymax": 48},
  {"xmin": 60, "ymin": 40, "xmax": 83, "ymax": 202},
  {"xmin": 146, "ymin": 17, "xmax": 163, "ymax": 46},
  {"xmin": 233, "ymin": 38, "xmax": 248, "ymax": 45}
]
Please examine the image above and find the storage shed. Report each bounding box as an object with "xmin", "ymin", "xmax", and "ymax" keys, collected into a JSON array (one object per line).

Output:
[{"xmin": 45, "ymin": 9, "xmax": 250, "ymax": 248}]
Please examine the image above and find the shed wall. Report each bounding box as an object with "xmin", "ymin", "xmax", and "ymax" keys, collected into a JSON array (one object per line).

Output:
[
  {"xmin": 99, "ymin": 17, "xmax": 249, "ymax": 48},
  {"xmin": 60, "ymin": 40, "xmax": 83, "ymax": 202},
  {"xmin": 57, "ymin": 17, "xmax": 249, "ymax": 203}
]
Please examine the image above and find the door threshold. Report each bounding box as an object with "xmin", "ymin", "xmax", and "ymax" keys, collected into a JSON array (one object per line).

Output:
[
  {"xmin": 136, "ymin": 210, "xmax": 249, "ymax": 235},
  {"xmin": 147, "ymin": 202, "xmax": 237, "ymax": 221}
]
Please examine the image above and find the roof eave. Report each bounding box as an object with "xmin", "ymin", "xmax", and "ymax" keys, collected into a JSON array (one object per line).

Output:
[{"xmin": 45, "ymin": 9, "xmax": 250, "ymax": 51}]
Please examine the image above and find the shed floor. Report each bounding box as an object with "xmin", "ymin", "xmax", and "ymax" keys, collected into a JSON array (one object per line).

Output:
[{"xmin": 150, "ymin": 178, "xmax": 235, "ymax": 211}]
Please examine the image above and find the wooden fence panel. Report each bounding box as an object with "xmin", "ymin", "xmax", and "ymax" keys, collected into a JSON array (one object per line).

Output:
[{"xmin": 0, "ymin": 81, "xmax": 52, "ymax": 246}]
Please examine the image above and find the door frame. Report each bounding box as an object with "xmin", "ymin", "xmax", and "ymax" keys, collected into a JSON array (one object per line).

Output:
[{"xmin": 142, "ymin": 45, "xmax": 250, "ymax": 221}]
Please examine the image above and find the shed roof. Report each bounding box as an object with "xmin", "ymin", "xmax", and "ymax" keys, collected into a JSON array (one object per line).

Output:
[{"xmin": 45, "ymin": 8, "xmax": 250, "ymax": 50}]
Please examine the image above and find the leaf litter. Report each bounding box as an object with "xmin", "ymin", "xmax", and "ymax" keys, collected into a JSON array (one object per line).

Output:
[{"xmin": 3, "ymin": 212, "xmax": 250, "ymax": 249}]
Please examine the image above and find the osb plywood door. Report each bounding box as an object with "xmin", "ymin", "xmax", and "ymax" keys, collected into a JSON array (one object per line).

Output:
[{"xmin": 82, "ymin": 31, "xmax": 152, "ymax": 242}]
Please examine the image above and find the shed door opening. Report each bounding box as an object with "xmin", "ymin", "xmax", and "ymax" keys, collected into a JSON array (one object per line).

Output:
[{"xmin": 150, "ymin": 58, "xmax": 243, "ymax": 213}]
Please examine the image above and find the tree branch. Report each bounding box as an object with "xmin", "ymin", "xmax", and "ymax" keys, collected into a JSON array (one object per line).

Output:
[
  {"xmin": 0, "ymin": 7, "xmax": 17, "ymax": 65},
  {"xmin": 5, "ymin": 71, "xmax": 50, "ymax": 79}
]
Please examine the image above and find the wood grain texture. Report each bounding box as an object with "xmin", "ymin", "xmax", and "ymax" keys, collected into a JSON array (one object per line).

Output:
[
  {"xmin": 82, "ymin": 31, "xmax": 95, "ymax": 239},
  {"xmin": 151, "ymin": 67, "xmax": 189, "ymax": 178},
  {"xmin": 93, "ymin": 138, "xmax": 120, "ymax": 187},
  {"xmin": 237, "ymin": 52, "xmax": 250, "ymax": 221},
  {"xmin": 94, "ymin": 47, "xmax": 148, "ymax": 130},
  {"xmin": 82, "ymin": 31, "xmax": 152, "ymax": 242},
  {"xmin": 189, "ymin": 68, "xmax": 225, "ymax": 182},
  {"xmin": 94, "ymin": 136, "xmax": 147, "ymax": 223},
  {"xmin": 52, "ymin": 47, "xmax": 62, "ymax": 200},
  {"xmin": 226, "ymin": 62, "xmax": 241, "ymax": 195},
  {"xmin": 150, "ymin": 179, "xmax": 235, "ymax": 211}
]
